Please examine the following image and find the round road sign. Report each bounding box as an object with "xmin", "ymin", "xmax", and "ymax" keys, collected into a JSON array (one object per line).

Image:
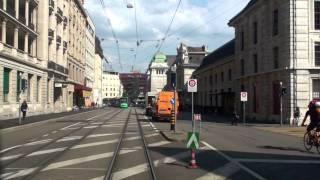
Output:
[{"xmin": 189, "ymin": 79, "xmax": 197, "ymax": 87}]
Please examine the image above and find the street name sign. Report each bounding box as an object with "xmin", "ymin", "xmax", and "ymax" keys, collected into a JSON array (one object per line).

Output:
[
  {"xmin": 188, "ymin": 79, "xmax": 197, "ymax": 92},
  {"xmin": 187, "ymin": 132, "xmax": 200, "ymax": 149},
  {"xmin": 240, "ymin": 92, "xmax": 248, "ymax": 102}
]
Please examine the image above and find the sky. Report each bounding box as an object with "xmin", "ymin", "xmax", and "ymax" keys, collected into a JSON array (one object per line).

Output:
[{"xmin": 84, "ymin": 0, "xmax": 250, "ymax": 73}]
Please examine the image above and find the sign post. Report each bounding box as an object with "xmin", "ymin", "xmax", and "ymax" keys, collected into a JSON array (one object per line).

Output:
[
  {"xmin": 240, "ymin": 92, "xmax": 248, "ymax": 125},
  {"xmin": 187, "ymin": 79, "xmax": 198, "ymax": 168}
]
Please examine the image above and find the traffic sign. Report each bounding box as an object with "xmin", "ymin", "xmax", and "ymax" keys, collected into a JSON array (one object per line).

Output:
[
  {"xmin": 194, "ymin": 114, "xmax": 201, "ymax": 121},
  {"xmin": 188, "ymin": 79, "xmax": 197, "ymax": 92},
  {"xmin": 240, "ymin": 92, "xmax": 247, "ymax": 102},
  {"xmin": 187, "ymin": 132, "xmax": 199, "ymax": 149},
  {"xmin": 170, "ymin": 98, "xmax": 175, "ymax": 105}
]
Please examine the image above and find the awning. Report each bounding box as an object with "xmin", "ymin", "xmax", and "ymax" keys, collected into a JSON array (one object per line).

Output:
[
  {"xmin": 83, "ymin": 90, "xmax": 91, "ymax": 98},
  {"xmin": 74, "ymin": 84, "xmax": 92, "ymax": 91}
]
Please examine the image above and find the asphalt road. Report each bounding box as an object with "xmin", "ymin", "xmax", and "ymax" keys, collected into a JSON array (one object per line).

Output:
[{"xmin": 1, "ymin": 108, "xmax": 320, "ymax": 180}]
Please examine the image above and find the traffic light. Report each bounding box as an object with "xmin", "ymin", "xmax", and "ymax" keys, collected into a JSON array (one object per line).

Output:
[{"xmin": 281, "ymin": 87, "xmax": 287, "ymax": 96}]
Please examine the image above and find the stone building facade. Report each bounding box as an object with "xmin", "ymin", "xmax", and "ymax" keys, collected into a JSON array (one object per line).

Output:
[
  {"xmin": 229, "ymin": 0, "xmax": 320, "ymax": 124},
  {"xmin": 193, "ymin": 39, "xmax": 235, "ymax": 114},
  {"xmin": 0, "ymin": 0, "xmax": 49, "ymax": 119},
  {"xmin": 102, "ymin": 71, "xmax": 123, "ymax": 99},
  {"xmin": 176, "ymin": 43, "xmax": 207, "ymax": 107},
  {"xmin": 92, "ymin": 37, "xmax": 103, "ymax": 107},
  {"xmin": 148, "ymin": 53, "xmax": 168, "ymax": 93}
]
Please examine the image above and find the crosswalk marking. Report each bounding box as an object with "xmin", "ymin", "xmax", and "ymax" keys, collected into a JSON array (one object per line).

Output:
[
  {"xmin": 1, "ymin": 167, "xmax": 38, "ymax": 180},
  {"xmin": 235, "ymin": 158, "xmax": 320, "ymax": 164},
  {"xmin": 57, "ymin": 136, "xmax": 82, "ymax": 142},
  {"xmin": 27, "ymin": 148, "xmax": 66, "ymax": 156},
  {"xmin": 196, "ymin": 162, "xmax": 240, "ymax": 180}
]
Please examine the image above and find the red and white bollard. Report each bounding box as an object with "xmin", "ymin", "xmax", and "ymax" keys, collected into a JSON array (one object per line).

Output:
[{"xmin": 188, "ymin": 149, "xmax": 198, "ymax": 169}]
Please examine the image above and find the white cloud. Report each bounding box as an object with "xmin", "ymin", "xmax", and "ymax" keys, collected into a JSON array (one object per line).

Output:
[{"xmin": 84, "ymin": 0, "xmax": 250, "ymax": 72}]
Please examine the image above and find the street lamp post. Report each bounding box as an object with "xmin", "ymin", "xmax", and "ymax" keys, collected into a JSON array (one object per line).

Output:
[
  {"xmin": 18, "ymin": 72, "xmax": 22, "ymax": 125},
  {"xmin": 171, "ymin": 64, "xmax": 177, "ymax": 132}
]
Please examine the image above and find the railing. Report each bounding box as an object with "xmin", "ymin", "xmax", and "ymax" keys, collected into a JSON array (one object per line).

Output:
[
  {"xmin": 29, "ymin": 23, "xmax": 35, "ymax": 31},
  {"xmin": 63, "ymin": 41, "xmax": 67, "ymax": 50},
  {"xmin": 49, "ymin": 0, "xmax": 55, "ymax": 14},
  {"xmin": 17, "ymin": 49, "xmax": 25, "ymax": 59},
  {"xmin": 48, "ymin": 29, "xmax": 54, "ymax": 40},
  {"xmin": 56, "ymin": 7, "xmax": 63, "ymax": 22},
  {"xmin": 56, "ymin": 36, "xmax": 61, "ymax": 45},
  {"xmin": 19, "ymin": 15, "xmax": 26, "ymax": 24},
  {"xmin": 48, "ymin": 61, "xmax": 68, "ymax": 75}
]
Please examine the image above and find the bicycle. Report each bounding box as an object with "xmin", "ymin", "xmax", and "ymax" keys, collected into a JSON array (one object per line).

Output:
[{"xmin": 303, "ymin": 128, "xmax": 320, "ymax": 153}]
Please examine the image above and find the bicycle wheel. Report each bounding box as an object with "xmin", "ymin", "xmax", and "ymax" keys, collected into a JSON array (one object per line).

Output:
[{"xmin": 304, "ymin": 132, "xmax": 313, "ymax": 152}]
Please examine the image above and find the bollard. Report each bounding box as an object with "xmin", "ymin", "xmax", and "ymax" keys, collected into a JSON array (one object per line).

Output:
[
  {"xmin": 188, "ymin": 149, "xmax": 198, "ymax": 169},
  {"xmin": 170, "ymin": 110, "xmax": 175, "ymax": 131}
]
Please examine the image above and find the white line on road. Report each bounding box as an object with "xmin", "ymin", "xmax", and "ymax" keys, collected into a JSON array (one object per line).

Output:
[
  {"xmin": 84, "ymin": 126, "xmax": 99, "ymax": 129},
  {"xmin": 42, "ymin": 150, "xmax": 135, "ymax": 171},
  {"xmin": 57, "ymin": 136, "xmax": 83, "ymax": 142},
  {"xmin": 0, "ymin": 145, "xmax": 22, "ymax": 154},
  {"xmin": 60, "ymin": 122, "xmax": 82, "ymax": 130},
  {"xmin": 201, "ymin": 141, "xmax": 266, "ymax": 180},
  {"xmin": 235, "ymin": 158, "xmax": 320, "ymax": 164},
  {"xmin": 1, "ymin": 167, "xmax": 38, "ymax": 180},
  {"xmin": 27, "ymin": 148, "xmax": 66, "ymax": 156},
  {"xmin": 148, "ymin": 141, "xmax": 170, "ymax": 147},
  {"xmin": 196, "ymin": 162, "xmax": 240, "ymax": 180}
]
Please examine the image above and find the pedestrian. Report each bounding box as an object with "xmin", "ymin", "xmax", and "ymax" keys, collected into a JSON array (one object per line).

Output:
[
  {"xmin": 21, "ymin": 100, "xmax": 28, "ymax": 120},
  {"xmin": 232, "ymin": 111, "xmax": 239, "ymax": 126}
]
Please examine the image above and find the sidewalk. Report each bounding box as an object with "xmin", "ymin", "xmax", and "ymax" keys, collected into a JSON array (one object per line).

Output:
[{"xmin": 0, "ymin": 108, "xmax": 98, "ymax": 130}]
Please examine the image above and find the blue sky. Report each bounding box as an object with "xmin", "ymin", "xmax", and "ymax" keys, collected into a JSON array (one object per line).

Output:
[{"xmin": 84, "ymin": 0, "xmax": 250, "ymax": 73}]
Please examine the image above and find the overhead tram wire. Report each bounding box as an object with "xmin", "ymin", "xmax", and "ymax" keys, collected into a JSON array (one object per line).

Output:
[
  {"xmin": 157, "ymin": 0, "xmax": 182, "ymax": 52},
  {"xmin": 99, "ymin": 0, "xmax": 123, "ymax": 70},
  {"xmin": 133, "ymin": 0, "xmax": 139, "ymax": 70}
]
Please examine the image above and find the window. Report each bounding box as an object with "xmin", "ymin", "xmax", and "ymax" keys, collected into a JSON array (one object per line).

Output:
[
  {"xmin": 214, "ymin": 73, "xmax": 217, "ymax": 83},
  {"xmin": 228, "ymin": 69, "xmax": 232, "ymax": 81},
  {"xmin": 253, "ymin": 22, "xmax": 258, "ymax": 44},
  {"xmin": 47, "ymin": 79, "xmax": 50, "ymax": 102},
  {"xmin": 315, "ymin": 0, "xmax": 320, "ymax": 29},
  {"xmin": 273, "ymin": 47, "xmax": 279, "ymax": 68},
  {"xmin": 273, "ymin": 82, "xmax": 280, "ymax": 114},
  {"xmin": 240, "ymin": 59, "xmax": 245, "ymax": 76},
  {"xmin": 253, "ymin": 54, "xmax": 258, "ymax": 73},
  {"xmin": 241, "ymin": 31, "xmax": 244, "ymax": 51},
  {"xmin": 221, "ymin": 72, "xmax": 224, "ymax": 82},
  {"xmin": 312, "ymin": 79, "xmax": 320, "ymax": 98},
  {"xmin": 315, "ymin": 42, "xmax": 320, "ymax": 66},
  {"xmin": 27, "ymin": 74, "xmax": 33, "ymax": 102},
  {"xmin": 3, "ymin": 68, "xmax": 10, "ymax": 102},
  {"xmin": 209, "ymin": 75, "xmax": 213, "ymax": 86},
  {"xmin": 17, "ymin": 71, "xmax": 23, "ymax": 102},
  {"xmin": 36, "ymin": 76, "xmax": 41, "ymax": 102},
  {"xmin": 273, "ymin": 9, "xmax": 279, "ymax": 36}
]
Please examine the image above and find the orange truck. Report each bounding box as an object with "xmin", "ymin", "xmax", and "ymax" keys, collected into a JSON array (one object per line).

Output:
[{"xmin": 152, "ymin": 91, "xmax": 179, "ymax": 121}]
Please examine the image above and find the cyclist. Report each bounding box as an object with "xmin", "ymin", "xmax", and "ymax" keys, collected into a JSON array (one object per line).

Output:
[{"xmin": 301, "ymin": 100, "xmax": 320, "ymax": 136}]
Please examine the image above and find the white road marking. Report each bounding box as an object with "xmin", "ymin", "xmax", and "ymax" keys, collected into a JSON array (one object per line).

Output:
[
  {"xmin": 202, "ymin": 141, "xmax": 266, "ymax": 180},
  {"xmin": 148, "ymin": 141, "xmax": 170, "ymax": 147},
  {"xmin": 0, "ymin": 154, "xmax": 22, "ymax": 161},
  {"xmin": 60, "ymin": 122, "xmax": 82, "ymax": 130},
  {"xmin": 84, "ymin": 126, "xmax": 99, "ymax": 129},
  {"xmin": 71, "ymin": 139, "xmax": 118, "ymax": 149},
  {"xmin": 24, "ymin": 139, "xmax": 52, "ymax": 146},
  {"xmin": 51, "ymin": 131, "xmax": 58, "ymax": 134},
  {"xmin": 196, "ymin": 162, "xmax": 240, "ymax": 180},
  {"xmin": 42, "ymin": 150, "xmax": 135, "ymax": 171},
  {"xmin": 90, "ymin": 122, "xmax": 103, "ymax": 125},
  {"xmin": 87, "ymin": 133, "xmax": 117, "ymax": 138},
  {"xmin": 235, "ymin": 158, "xmax": 320, "ymax": 164},
  {"xmin": 27, "ymin": 148, "xmax": 66, "ymax": 156},
  {"xmin": 57, "ymin": 136, "xmax": 83, "ymax": 142},
  {"xmin": 42, "ymin": 134, "xmax": 49, "ymax": 137},
  {"xmin": 1, "ymin": 167, "xmax": 38, "ymax": 180},
  {"xmin": 0, "ymin": 145, "xmax": 22, "ymax": 154}
]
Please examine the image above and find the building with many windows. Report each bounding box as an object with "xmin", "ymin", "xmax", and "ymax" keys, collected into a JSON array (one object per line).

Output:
[
  {"xmin": 228, "ymin": 0, "xmax": 320, "ymax": 124},
  {"xmin": 147, "ymin": 53, "xmax": 169, "ymax": 93},
  {"xmin": 102, "ymin": 71, "xmax": 123, "ymax": 99},
  {"xmin": 84, "ymin": 13, "xmax": 95, "ymax": 106},
  {"xmin": 193, "ymin": 39, "xmax": 235, "ymax": 114},
  {"xmin": 67, "ymin": 0, "xmax": 88, "ymax": 108},
  {"xmin": 92, "ymin": 36, "xmax": 103, "ymax": 106},
  {"xmin": 0, "ymin": 0, "xmax": 49, "ymax": 119}
]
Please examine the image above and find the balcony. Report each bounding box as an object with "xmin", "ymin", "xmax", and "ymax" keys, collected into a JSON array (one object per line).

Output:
[
  {"xmin": 29, "ymin": 23, "xmax": 35, "ymax": 31},
  {"xmin": 49, "ymin": 0, "xmax": 55, "ymax": 15},
  {"xmin": 56, "ymin": 7, "xmax": 63, "ymax": 22},
  {"xmin": 48, "ymin": 29, "xmax": 54, "ymax": 41},
  {"xmin": 63, "ymin": 41, "xmax": 67, "ymax": 50},
  {"xmin": 63, "ymin": 17, "xmax": 68, "ymax": 28},
  {"xmin": 48, "ymin": 61, "xmax": 68, "ymax": 75},
  {"xmin": 56, "ymin": 36, "xmax": 61, "ymax": 46},
  {"xmin": 6, "ymin": 6, "xmax": 15, "ymax": 17}
]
